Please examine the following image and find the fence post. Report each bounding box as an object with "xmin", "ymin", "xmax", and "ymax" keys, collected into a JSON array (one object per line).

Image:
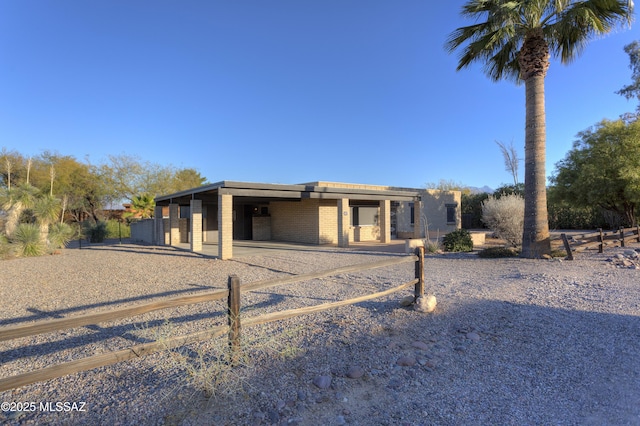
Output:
[
  {"xmin": 637, "ymin": 224, "xmax": 640, "ymax": 243},
  {"xmin": 227, "ymin": 275, "xmax": 241, "ymax": 366},
  {"xmin": 620, "ymin": 227, "xmax": 625, "ymax": 247},
  {"xmin": 414, "ymin": 246, "xmax": 425, "ymax": 300},
  {"xmin": 561, "ymin": 233, "xmax": 573, "ymax": 261},
  {"xmin": 598, "ymin": 228, "xmax": 604, "ymax": 253}
]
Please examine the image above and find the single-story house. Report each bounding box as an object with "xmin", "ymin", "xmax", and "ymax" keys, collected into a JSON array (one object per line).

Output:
[{"xmin": 150, "ymin": 181, "xmax": 461, "ymax": 259}]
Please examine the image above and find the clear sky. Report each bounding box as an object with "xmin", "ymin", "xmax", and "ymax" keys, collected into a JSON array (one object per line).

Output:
[{"xmin": 0, "ymin": 1, "xmax": 638, "ymax": 191}]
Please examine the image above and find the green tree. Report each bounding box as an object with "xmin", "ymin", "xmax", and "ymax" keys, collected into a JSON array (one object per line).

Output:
[
  {"xmin": 551, "ymin": 119, "xmax": 640, "ymax": 226},
  {"xmin": 446, "ymin": 0, "xmax": 633, "ymax": 257},
  {"xmin": 99, "ymin": 154, "xmax": 208, "ymax": 201},
  {"xmin": 617, "ymin": 40, "xmax": 640, "ymax": 113},
  {"xmin": 171, "ymin": 168, "xmax": 208, "ymax": 193}
]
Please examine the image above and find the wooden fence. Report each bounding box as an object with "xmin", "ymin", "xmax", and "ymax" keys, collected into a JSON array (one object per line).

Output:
[
  {"xmin": 0, "ymin": 248, "xmax": 425, "ymax": 392},
  {"xmin": 560, "ymin": 226, "xmax": 640, "ymax": 260}
]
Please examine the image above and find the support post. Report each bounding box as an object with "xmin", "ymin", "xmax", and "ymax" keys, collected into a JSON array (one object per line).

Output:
[
  {"xmin": 620, "ymin": 227, "xmax": 625, "ymax": 247},
  {"xmin": 598, "ymin": 228, "xmax": 604, "ymax": 253},
  {"xmin": 169, "ymin": 203, "xmax": 180, "ymax": 246},
  {"xmin": 414, "ymin": 246, "xmax": 425, "ymax": 300},
  {"xmin": 154, "ymin": 206, "xmax": 164, "ymax": 245},
  {"xmin": 413, "ymin": 199, "xmax": 422, "ymax": 239},
  {"xmin": 561, "ymin": 233, "xmax": 573, "ymax": 261},
  {"xmin": 190, "ymin": 199, "xmax": 202, "ymax": 252},
  {"xmin": 227, "ymin": 275, "xmax": 241, "ymax": 366},
  {"xmin": 637, "ymin": 224, "xmax": 640, "ymax": 243},
  {"xmin": 337, "ymin": 198, "xmax": 350, "ymax": 248},
  {"xmin": 218, "ymin": 194, "xmax": 233, "ymax": 259},
  {"xmin": 379, "ymin": 200, "xmax": 391, "ymax": 243}
]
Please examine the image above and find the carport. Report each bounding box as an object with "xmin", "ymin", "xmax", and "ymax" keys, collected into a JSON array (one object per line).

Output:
[{"xmin": 154, "ymin": 181, "xmax": 422, "ymax": 259}]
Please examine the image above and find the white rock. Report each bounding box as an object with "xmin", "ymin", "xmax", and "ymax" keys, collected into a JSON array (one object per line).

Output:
[{"xmin": 414, "ymin": 295, "xmax": 437, "ymax": 313}]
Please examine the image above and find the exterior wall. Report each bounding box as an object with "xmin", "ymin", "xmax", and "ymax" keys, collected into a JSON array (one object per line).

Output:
[
  {"xmin": 270, "ymin": 199, "xmax": 321, "ymax": 244},
  {"xmin": 396, "ymin": 190, "xmax": 462, "ymax": 239},
  {"xmin": 130, "ymin": 219, "xmax": 155, "ymax": 243},
  {"xmin": 252, "ymin": 216, "xmax": 271, "ymax": 240},
  {"xmin": 318, "ymin": 200, "xmax": 338, "ymax": 244}
]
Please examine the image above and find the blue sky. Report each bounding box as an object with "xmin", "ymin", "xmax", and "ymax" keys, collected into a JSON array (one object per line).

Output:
[{"xmin": 0, "ymin": 1, "xmax": 637, "ymax": 191}]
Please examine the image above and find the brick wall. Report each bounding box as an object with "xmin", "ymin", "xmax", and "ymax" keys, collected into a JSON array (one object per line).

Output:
[
  {"xmin": 270, "ymin": 199, "xmax": 321, "ymax": 244},
  {"xmin": 270, "ymin": 199, "xmax": 341, "ymax": 244},
  {"xmin": 318, "ymin": 200, "xmax": 338, "ymax": 244}
]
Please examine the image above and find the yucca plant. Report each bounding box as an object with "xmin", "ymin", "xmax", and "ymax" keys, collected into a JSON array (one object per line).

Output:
[
  {"xmin": 48, "ymin": 222, "xmax": 75, "ymax": 249},
  {"xmin": 13, "ymin": 223, "xmax": 46, "ymax": 257}
]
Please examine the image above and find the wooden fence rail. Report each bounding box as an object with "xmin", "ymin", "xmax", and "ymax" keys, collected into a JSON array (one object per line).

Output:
[
  {"xmin": 560, "ymin": 226, "xmax": 640, "ymax": 260},
  {"xmin": 0, "ymin": 248, "xmax": 425, "ymax": 392}
]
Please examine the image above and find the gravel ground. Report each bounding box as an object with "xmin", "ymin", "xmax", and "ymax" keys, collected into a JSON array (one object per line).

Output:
[{"xmin": 1, "ymin": 241, "xmax": 639, "ymax": 425}]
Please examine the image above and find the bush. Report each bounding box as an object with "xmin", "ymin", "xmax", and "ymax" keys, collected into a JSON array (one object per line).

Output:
[
  {"xmin": 84, "ymin": 221, "xmax": 108, "ymax": 243},
  {"xmin": 105, "ymin": 219, "xmax": 130, "ymax": 239},
  {"xmin": 48, "ymin": 222, "xmax": 76, "ymax": 248},
  {"xmin": 478, "ymin": 246, "xmax": 519, "ymax": 258},
  {"xmin": 13, "ymin": 223, "xmax": 47, "ymax": 257},
  {"xmin": 482, "ymin": 194, "xmax": 524, "ymax": 247},
  {"xmin": 442, "ymin": 229, "xmax": 474, "ymax": 252}
]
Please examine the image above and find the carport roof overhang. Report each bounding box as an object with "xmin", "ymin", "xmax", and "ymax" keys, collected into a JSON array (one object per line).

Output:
[{"xmin": 154, "ymin": 181, "xmax": 420, "ymax": 205}]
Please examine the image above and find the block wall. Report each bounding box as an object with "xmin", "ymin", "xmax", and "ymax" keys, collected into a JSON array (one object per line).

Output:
[{"xmin": 270, "ymin": 199, "xmax": 321, "ymax": 244}]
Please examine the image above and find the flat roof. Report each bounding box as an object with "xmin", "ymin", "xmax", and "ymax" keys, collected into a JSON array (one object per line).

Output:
[{"xmin": 155, "ymin": 180, "xmax": 422, "ymax": 205}]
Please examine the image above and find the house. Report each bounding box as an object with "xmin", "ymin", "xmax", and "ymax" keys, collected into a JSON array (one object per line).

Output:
[{"xmin": 150, "ymin": 180, "xmax": 461, "ymax": 259}]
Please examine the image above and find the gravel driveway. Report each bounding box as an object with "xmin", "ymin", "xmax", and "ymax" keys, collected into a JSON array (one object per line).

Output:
[{"xmin": 1, "ymin": 241, "xmax": 639, "ymax": 425}]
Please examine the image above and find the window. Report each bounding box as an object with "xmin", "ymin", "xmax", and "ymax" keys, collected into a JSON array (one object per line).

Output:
[
  {"xmin": 351, "ymin": 206, "xmax": 378, "ymax": 226},
  {"xmin": 446, "ymin": 203, "xmax": 457, "ymax": 224},
  {"xmin": 409, "ymin": 202, "xmax": 415, "ymax": 225}
]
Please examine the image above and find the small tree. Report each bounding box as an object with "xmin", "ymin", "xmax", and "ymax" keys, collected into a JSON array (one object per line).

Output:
[{"xmin": 482, "ymin": 194, "xmax": 525, "ymax": 248}]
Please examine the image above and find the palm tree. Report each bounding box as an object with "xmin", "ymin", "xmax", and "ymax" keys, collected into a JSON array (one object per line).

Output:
[
  {"xmin": 126, "ymin": 193, "xmax": 156, "ymax": 220},
  {"xmin": 446, "ymin": 0, "xmax": 633, "ymax": 258}
]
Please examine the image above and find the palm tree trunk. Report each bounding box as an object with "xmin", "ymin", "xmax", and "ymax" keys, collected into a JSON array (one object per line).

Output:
[{"xmin": 521, "ymin": 73, "xmax": 551, "ymax": 257}]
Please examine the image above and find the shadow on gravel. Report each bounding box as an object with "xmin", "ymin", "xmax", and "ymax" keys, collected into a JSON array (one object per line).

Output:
[
  {"xmin": 0, "ymin": 284, "xmax": 215, "ymax": 326},
  {"xmin": 0, "ymin": 292, "xmax": 287, "ymax": 362},
  {"xmin": 183, "ymin": 297, "xmax": 640, "ymax": 426}
]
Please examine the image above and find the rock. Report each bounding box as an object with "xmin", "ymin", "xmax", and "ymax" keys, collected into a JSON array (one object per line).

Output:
[
  {"xmin": 297, "ymin": 390, "xmax": 307, "ymax": 401},
  {"xmin": 411, "ymin": 341, "xmax": 430, "ymax": 351},
  {"xmin": 413, "ymin": 295, "xmax": 437, "ymax": 313},
  {"xmin": 396, "ymin": 355, "xmax": 417, "ymax": 367},
  {"xmin": 400, "ymin": 295, "xmax": 414, "ymax": 307},
  {"xmin": 466, "ymin": 332, "xmax": 481, "ymax": 342},
  {"xmin": 312, "ymin": 375, "xmax": 332, "ymax": 389},
  {"xmin": 346, "ymin": 366, "xmax": 365, "ymax": 379},
  {"xmin": 542, "ymin": 254, "xmax": 552, "ymax": 260}
]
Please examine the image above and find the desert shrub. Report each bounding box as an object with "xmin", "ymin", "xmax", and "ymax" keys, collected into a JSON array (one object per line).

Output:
[
  {"xmin": 478, "ymin": 246, "xmax": 519, "ymax": 258},
  {"xmin": 442, "ymin": 229, "xmax": 473, "ymax": 252},
  {"xmin": 424, "ymin": 239, "xmax": 440, "ymax": 253},
  {"xmin": 13, "ymin": 223, "xmax": 46, "ymax": 257},
  {"xmin": 482, "ymin": 194, "xmax": 524, "ymax": 247},
  {"xmin": 0, "ymin": 233, "xmax": 13, "ymax": 259},
  {"xmin": 105, "ymin": 219, "xmax": 130, "ymax": 239},
  {"xmin": 84, "ymin": 221, "xmax": 108, "ymax": 243},
  {"xmin": 48, "ymin": 222, "xmax": 76, "ymax": 248}
]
